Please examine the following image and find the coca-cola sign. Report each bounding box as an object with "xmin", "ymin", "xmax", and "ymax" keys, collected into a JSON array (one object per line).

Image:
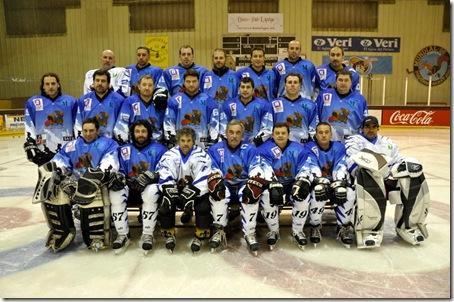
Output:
[{"xmin": 382, "ymin": 109, "xmax": 450, "ymax": 126}]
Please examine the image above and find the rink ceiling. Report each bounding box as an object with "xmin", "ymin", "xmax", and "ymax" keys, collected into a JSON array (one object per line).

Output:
[
  {"xmin": 0, "ymin": 0, "xmax": 450, "ymax": 106},
  {"xmin": 0, "ymin": 127, "xmax": 450, "ymax": 298}
]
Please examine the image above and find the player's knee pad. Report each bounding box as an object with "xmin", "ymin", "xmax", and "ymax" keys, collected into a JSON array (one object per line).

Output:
[
  {"xmin": 79, "ymin": 187, "xmax": 111, "ymax": 250},
  {"xmin": 42, "ymin": 199, "xmax": 75, "ymax": 252},
  {"xmin": 194, "ymin": 194, "xmax": 212, "ymax": 229},
  {"xmin": 355, "ymin": 168, "xmax": 387, "ymax": 248}
]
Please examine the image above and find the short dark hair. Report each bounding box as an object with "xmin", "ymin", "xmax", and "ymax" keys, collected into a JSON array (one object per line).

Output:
[
  {"xmin": 315, "ymin": 122, "xmax": 332, "ymax": 132},
  {"xmin": 176, "ymin": 127, "xmax": 196, "ymax": 142},
  {"xmin": 82, "ymin": 117, "xmax": 100, "ymax": 130},
  {"xmin": 240, "ymin": 76, "xmax": 254, "ymax": 88},
  {"xmin": 273, "ymin": 122, "xmax": 290, "ymax": 134},
  {"xmin": 336, "ymin": 70, "xmax": 352, "ymax": 81},
  {"xmin": 92, "ymin": 69, "xmax": 111, "ymax": 84},
  {"xmin": 129, "ymin": 119, "xmax": 153, "ymax": 142},
  {"xmin": 184, "ymin": 69, "xmax": 200, "ymax": 80},
  {"xmin": 40, "ymin": 72, "xmax": 62, "ymax": 95},
  {"xmin": 250, "ymin": 47, "xmax": 264, "ymax": 57},
  {"xmin": 137, "ymin": 46, "xmax": 150, "ymax": 54},
  {"xmin": 284, "ymin": 72, "xmax": 302, "ymax": 84},
  {"xmin": 329, "ymin": 46, "xmax": 344, "ymax": 56},
  {"xmin": 179, "ymin": 45, "xmax": 194, "ymax": 55}
]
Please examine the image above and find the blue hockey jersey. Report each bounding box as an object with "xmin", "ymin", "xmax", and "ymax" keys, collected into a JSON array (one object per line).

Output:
[
  {"xmin": 236, "ymin": 66, "xmax": 277, "ymax": 101},
  {"xmin": 302, "ymin": 140, "xmax": 348, "ymax": 181},
  {"xmin": 201, "ymin": 67, "xmax": 238, "ymax": 105},
  {"xmin": 273, "ymin": 58, "xmax": 319, "ymax": 99},
  {"xmin": 163, "ymin": 63, "xmax": 208, "ymax": 96},
  {"xmin": 126, "ymin": 63, "xmax": 165, "ymax": 92},
  {"xmin": 316, "ymin": 63, "xmax": 360, "ymax": 91}
]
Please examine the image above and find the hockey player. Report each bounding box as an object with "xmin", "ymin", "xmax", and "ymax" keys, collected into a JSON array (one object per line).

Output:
[
  {"xmin": 126, "ymin": 46, "xmax": 164, "ymax": 94},
  {"xmin": 254, "ymin": 123, "xmax": 310, "ymax": 251},
  {"xmin": 206, "ymin": 120, "xmax": 259, "ymax": 251},
  {"xmin": 157, "ymin": 127, "xmax": 213, "ymax": 253},
  {"xmin": 201, "ymin": 48, "xmax": 239, "ymax": 105},
  {"xmin": 317, "ymin": 46, "xmax": 360, "ymax": 91},
  {"xmin": 297, "ymin": 122, "xmax": 355, "ymax": 247},
  {"xmin": 316, "ymin": 70, "xmax": 368, "ymax": 142},
  {"xmin": 114, "ymin": 75, "xmax": 165, "ymax": 143},
  {"xmin": 236, "ymin": 47, "xmax": 277, "ymax": 101},
  {"xmin": 109, "ymin": 119, "xmax": 167, "ymax": 254},
  {"xmin": 163, "ymin": 45, "xmax": 208, "ymax": 96},
  {"xmin": 345, "ymin": 116, "xmax": 430, "ymax": 248},
  {"xmin": 271, "ymin": 73, "xmax": 317, "ymax": 143},
  {"xmin": 75, "ymin": 69, "xmax": 125, "ymax": 139},
  {"xmin": 163, "ymin": 69, "xmax": 220, "ymax": 149},
  {"xmin": 220, "ymin": 77, "xmax": 273, "ymax": 146},
  {"xmin": 272, "ymin": 40, "xmax": 319, "ymax": 99},
  {"xmin": 24, "ymin": 73, "xmax": 78, "ymax": 166},
  {"xmin": 34, "ymin": 117, "xmax": 120, "ymax": 252},
  {"xmin": 83, "ymin": 49, "xmax": 131, "ymax": 97}
]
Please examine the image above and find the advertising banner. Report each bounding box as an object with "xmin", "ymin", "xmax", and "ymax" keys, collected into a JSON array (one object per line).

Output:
[
  {"xmin": 381, "ymin": 109, "xmax": 450, "ymax": 126},
  {"xmin": 312, "ymin": 36, "xmax": 400, "ymax": 52}
]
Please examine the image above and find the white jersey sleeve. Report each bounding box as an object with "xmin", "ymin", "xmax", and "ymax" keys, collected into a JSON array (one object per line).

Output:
[{"xmin": 83, "ymin": 69, "xmax": 96, "ymax": 95}]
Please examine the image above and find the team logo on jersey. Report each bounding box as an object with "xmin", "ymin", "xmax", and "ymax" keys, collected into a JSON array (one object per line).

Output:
[
  {"xmin": 132, "ymin": 102, "xmax": 141, "ymax": 116},
  {"xmin": 271, "ymin": 146, "xmax": 282, "ymax": 159},
  {"xmin": 96, "ymin": 111, "xmax": 109, "ymax": 126},
  {"xmin": 317, "ymin": 68, "xmax": 327, "ymax": 80},
  {"xmin": 272, "ymin": 100, "xmax": 284, "ymax": 113},
  {"xmin": 44, "ymin": 110, "xmax": 64, "ymax": 127},
  {"xmin": 214, "ymin": 86, "xmax": 229, "ymax": 101},
  {"xmin": 276, "ymin": 63, "xmax": 286, "ymax": 75},
  {"xmin": 175, "ymin": 95, "xmax": 183, "ymax": 109},
  {"xmin": 311, "ymin": 146, "xmax": 319, "ymax": 158},
  {"xmin": 120, "ymin": 112, "xmax": 130, "ymax": 122},
  {"xmin": 328, "ymin": 108, "xmax": 350, "ymax": 123},
  {"xmin": 33, "ymin": 98, "xmax": 44, "ymax": 111},
  {"xmin": 170, "ymin": 69, "xmax": 180, "ymax": 81},
  {"xmin": 217, "ymin": 148, "xmax": 225, "ymax": 163},
  {"xmin": 322, "ymin": 93, "xmax": 332, "ymax": 106},
  {"xmin": 286, "ymin": 112, "xmax": 303, "ymax": 127},
  {"xmin": 83, "ymin": 98, "xmax": 92, "ymax": 111},
  {"xmin": 229, "ymin": 103, "xmax": 237, "ymax": 117},
  {"xmin": 65, "ymin": 140, "xmax": 76, "ymax": 152},
  {"xmin": 181, "ymin": 109, "xmax": 202, "ymax": 126},
  {"xmin": 203, "ymin": 76, "xmax": 212, "ymax": 89},
  {"xmin": 120, "ymin": 146, "xmax": 131, "ymax": 160}
]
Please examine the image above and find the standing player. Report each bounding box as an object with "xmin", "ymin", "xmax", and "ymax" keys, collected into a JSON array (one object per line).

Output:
[
  {"xmin": 109, "ymin": 120, "xmax": 167, "ymax": 254},
  {"xmin": 83, "ymin": 49, "xmax": 131, "ymax": 97},
  {"xmin": 272, "ymin": 40, "xmax": 319, "ymax": 99},
  {"xmin": 206, "ymin": 120, "xmax": 258, "ymax": 251},
  {"xmin": 297, "ymin": 122, "xmax": 355, "ymax": 247},
  {"xmin": 236, "ymin": 47, "xmax": 277, "ymax": 101},
  {"xmin": 317, "ymin": 46, "xmax": 360, "ymax": 91},
  {"xmin": 75, "ymin": 69, "xmax": 124, "ymax": 139},
  {"xmin": 271, "ymin": 73, "xmax": 317, "ymax": 143},
  {"xmin": 201, "ymin": 48, "xmax": 239, "ymax": 105},
  {"xmin": 316, "ymin": 70, "xmax": 368, "ymax": 142},
  {"xmin": 346, "ymin": 116, "xmax": 430, "ymax": 248},
  {"xmin": 163, "ymin": 69, "xmax": 219, "ymax": 149},
  {"xmin": 163, "ymin": 45, "xmax": 208, "ymax": 96},
  {"xmin": 126, "ymin": 46, "xmax": 165, "ymax": 94},
  {"xmin": 220, "ymin": 77, "xmax": 273, "ymax": 146},
  {"xmin": 24, "ymin": 73, "xmax": 77, "ymax": 166},
  {"xmin": 114, "ymin": 75, "xmax": 165, "ymax": 143},
  {"xmin": 157, "ymin": 127, "xmax": 213, "ymax": 253}
]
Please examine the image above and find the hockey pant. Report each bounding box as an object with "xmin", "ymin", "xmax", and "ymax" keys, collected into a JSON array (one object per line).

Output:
[
  {"xmin": 291, "ymin": 194, "xmax": 311, "ymax": 235},
  {"xmin": 240, "ymin": 187, "xmax": 279, "ymax": 236},
  {"xmin": 308, "ymin": 187, "xmax": 356, "ymax": 227},
  {"xmin": 110, "ymin": 184, "xmax": 160, "ymax": 236},
  {"xmin": 209, "ymin": 183, "xmax": 241, "ymax": 228}
]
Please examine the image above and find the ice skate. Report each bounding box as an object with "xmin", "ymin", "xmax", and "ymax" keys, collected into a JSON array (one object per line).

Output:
[
  {"xmin": 337, "ymin": 224, "xmax": 354, "ymax": 248},
  {"xmin": 209, "ymin": 226, "xmax": 227, "ymax": 252},
  {"xmin": 190, "ymin": 237, "xmax": 202, "ymax": 254},
  {"xmin": 292, "ymin": 231, "xmax": 307, "ymax": 250},
  {"xmin": 266, "ymin": 231, "xmax": 280, "ymax": 250},
  {"xmin": 140, "ymin": 234, "xmax": 154, "ymax": 255},
  {"xmin": 165, "ymin": 235, "xmax": 176, "ymax": 253},
  {"xmin": 396, "ymin": 227, "xmax": 425, "ymax": 245},
  {"xmin": 112, "ymin": 234, "xmax": 130, "ymax": 254},
  {"xmin": 244, "ymin": 233, "xmax": 259, "ymax": 256},
  {"xmin": 310, "ymin": 225, "xmax": 322, "ymax": 247}
]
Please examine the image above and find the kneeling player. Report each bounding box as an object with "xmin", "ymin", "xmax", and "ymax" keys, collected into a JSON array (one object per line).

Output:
[
  {"xmin": 157, "ymin": 127, "xmax": 213, "ymax": 253},
  {"xmin": 346, "ymin": 116, "xmax": 430, "ymax": 248},
  {"xmin": 33, "ymin": 117, "xmax": 120, "ymax": 252},
  {"xmin": 109, "ymin": 120, "xmax": 167, "ymax": 254}
]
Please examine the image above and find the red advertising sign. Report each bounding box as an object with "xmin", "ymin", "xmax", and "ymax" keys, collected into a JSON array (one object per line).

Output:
[{"xmin": 382, "ymin": 109, "xmax": 450, "ymax": 126}]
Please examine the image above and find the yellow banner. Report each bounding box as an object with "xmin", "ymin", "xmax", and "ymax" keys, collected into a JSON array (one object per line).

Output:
[{"xmin": 145, "ymin": 36, "xmax": 169, "ymax": 69}]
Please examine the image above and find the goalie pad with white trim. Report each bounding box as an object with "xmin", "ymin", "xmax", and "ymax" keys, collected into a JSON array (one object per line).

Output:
[{"xmin": 33, "ymin": 161, "xmax": 62, "ymax": 204}]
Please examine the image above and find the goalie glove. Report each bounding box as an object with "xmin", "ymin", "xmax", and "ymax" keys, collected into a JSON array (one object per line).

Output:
[
  {"xmin": 242, "ymin": 175, "xmax": 268, "ymax": 204},
  {"xmin": 137, "ymin": 171, "xmax": 159, "ymax": 188},
  {"xmin": 313, "ymin": 177, "xmax": 331, "ymax": 202},
  {"xmin": 161, "ymin": 184, "xmax": 180, "ymax": 211},
  {"xmin": 152, "ymin": 87, "xmax": 169, "ymax": 111},
  {"xmin": 330, "ymin": 180, "xmax": 347, "ymax": 205},
  {"xmin": 269, "ymin": 181, "xmax": 285, "ymax": 206},
  {"xmin": 207, "ymin": 172, "xmax": 226, "ymax": 201},
  {"xmin": 291, "ymin": 177, "xmax": 311, "ymax": 202},
  {"xmin": 107, "ymin": 172, "xmax": 126, "ymax": 191}
]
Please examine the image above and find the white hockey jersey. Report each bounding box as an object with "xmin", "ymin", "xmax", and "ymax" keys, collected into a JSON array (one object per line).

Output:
[{"xmin": 83, "ymin": 67, "xmax": 131, "ymax": 97}]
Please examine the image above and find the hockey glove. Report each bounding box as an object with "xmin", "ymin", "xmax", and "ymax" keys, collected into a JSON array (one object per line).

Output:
[
  {"xmin": 252, "ymin": 133, "xmax": 265, "ymax": 147},
  {"xmin": 313, "ymin": 177, "xmax": 331, "ymax": 202},
  {"xmin": 330, "ymin": 180, "xmax": 347, "ymax": 205},
  {"xmin": 116, "ymin": 134, "xmax": 127, "ymax": 146},
  {"xmin": 269, "ymin": 181, "xmax": 285, "ymax": 206},
  {"xmin": 165, "ymin": 132, "xmax": 177, "ymax": 149},
  {"xmin": 152, "ymin": 87, "xmax": 169, "ymax": 111},
  {"xmin": 59, "ymin": 173, "xmax": 78, "ymax": 198},
  {"xmin": 126, "ymin": 178, "xmax": 145, "ymax": 193},
  {"xmin": 137, "ymin": 171, "xmax": 159, "ymax": 188},
  {"xmin": 107, "ymin": 172, "xmax": 126, "ymax": 191},
  {"xmin": 162, "ymin": 184, "xmax": 180, "ymax": 211},
  {"xmin": 207, "ymin": 172, "xmax": 226, "ymax": 201},
  {"xmin": 291, "ymin": 177, "xmax": 311, "ymax": 202},
  {"xmin": 242, "ymin": 175, "xmax": 268, "ymax": 204},
  {"xmin": 83, "ymin": 167, "xmax": 110, "ymax": 185}
]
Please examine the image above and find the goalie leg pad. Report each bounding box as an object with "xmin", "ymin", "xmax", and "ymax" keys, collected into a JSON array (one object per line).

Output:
[
  {"xmin": 355, "ymin": 168, "xmax": 387, "ymax": 247},
  {"xmin": 74, "ymin": 177, "xmax": 100, "ymax": 205},
  {"xmin": 194, "ymin": 194, "xmax": 212, "ymax": 230},
  {"xmin": 79, "ymin": 187, "xmax": 111, "ymax": 250},
  {"xmin": 42, "ymin": 201, "xmax": 76, "ymax": 252},
  {"xmin": 33, "ymin": 161, "xmax": 61, "ymax": 204}
]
